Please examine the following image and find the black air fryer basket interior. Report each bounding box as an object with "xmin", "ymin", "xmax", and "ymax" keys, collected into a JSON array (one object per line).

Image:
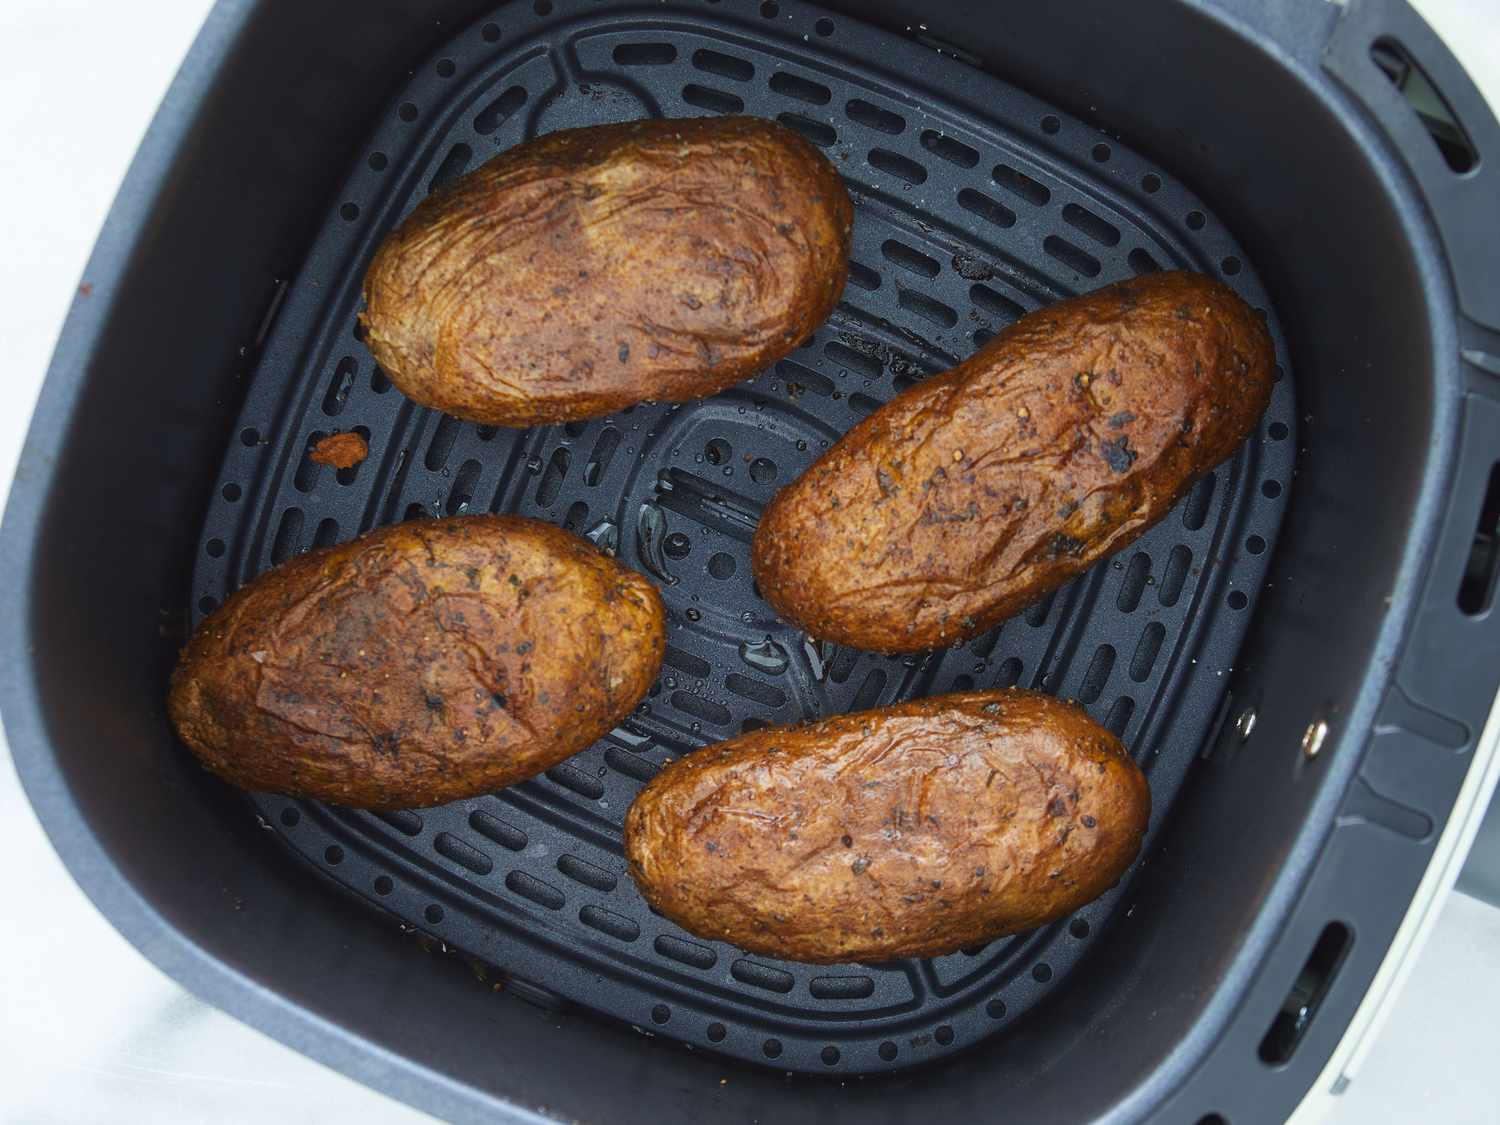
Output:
[{"xmin": 5, "ymin": 0, "xmax": 1500, "ymax": 1122}]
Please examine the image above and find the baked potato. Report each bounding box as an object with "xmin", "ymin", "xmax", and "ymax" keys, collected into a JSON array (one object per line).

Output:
[
  {"xmin": 361, "ymin": 116, "xmax": 853, "ymax": 426},
  {"xmin": 625, "ymin": 690, "xmax": 1149, "ymax": 964},
  {"xmin": 752, "ymin": 270, "xmax": 1274, "ymax": 651},
  {"xmin": 169, "ymin": 515, "xmax": 665, "ymax": 809}
]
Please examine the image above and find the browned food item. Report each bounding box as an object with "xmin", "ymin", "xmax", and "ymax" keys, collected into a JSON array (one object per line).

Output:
[
  {"xmin": 625, "ymin": 690, "xmax": 1149, "ymax": 964},
  {"xmin": 752, "ymin": 270, "xmax": 1274, "ymax": 651},
  {"xmin": 308, "ymin": 431, "xmax": 369, "ymax": 469},
  {"xmin": 361, "ymin": 116, "xmax": 853, "ymax": 426},
  {"xmin": 168, "ymin": 515, "xmax": 665, "ymax": 809}
]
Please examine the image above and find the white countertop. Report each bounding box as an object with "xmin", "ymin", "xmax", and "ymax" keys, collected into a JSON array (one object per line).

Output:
[{"xmin": 2, "ymin": 2, "xmax": 1497, "ymax": 1122}]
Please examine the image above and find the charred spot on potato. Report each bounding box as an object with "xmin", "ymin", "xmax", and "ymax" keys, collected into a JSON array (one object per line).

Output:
[
  {"xmin": 1100, "ymin": 436, "xmax": 1137, "ymax": 473},
  {"xmin": 1107, "ymin": 411, "xmax": 1136, "ymax": 429}
]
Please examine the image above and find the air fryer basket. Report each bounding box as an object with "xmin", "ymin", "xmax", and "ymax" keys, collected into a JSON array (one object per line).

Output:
[
  {"xmin": 5, "ymin": 0, "xmax": 1500, "ymax": 1121},
  {"xmin": 188, "ymin": 1, "xmax": 1295, "ymax": 1075}
]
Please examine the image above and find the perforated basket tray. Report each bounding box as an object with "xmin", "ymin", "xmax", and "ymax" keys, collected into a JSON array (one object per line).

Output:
[{"xmin": 187, "ymin": 0, "xmax": 1296, "ymax": 1077}]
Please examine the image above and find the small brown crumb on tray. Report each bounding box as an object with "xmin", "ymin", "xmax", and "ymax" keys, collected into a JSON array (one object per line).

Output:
[{"xmin": 309, "ymin": 431, "xmax": 369, "ymax": 469}]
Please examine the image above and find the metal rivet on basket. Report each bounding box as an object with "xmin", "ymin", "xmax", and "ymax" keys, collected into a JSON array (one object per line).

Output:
[
  {"xmin": 1301, "ymin": 718, "xmax": 1329, "ymax": 759},
  {"xmin": 1235, "ymin": 707, "xmax": 1257, "ymax": 742}
]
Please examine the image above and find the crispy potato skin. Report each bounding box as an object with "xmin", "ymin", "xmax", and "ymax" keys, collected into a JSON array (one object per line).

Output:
[
  {"xmin": 168, "ymin": 516, "xmax": 665, "ymax": 810},
  {"xmin": 752, "ymin": 271, "xmax": 1274, "ymax": 651},
  {"xmin": 361, "ymin": 116, "xmax": 853, "ymax": 426},
  {"xmin": 626, "ymin": 691, "xmax": 1148, "ymax": 964}
]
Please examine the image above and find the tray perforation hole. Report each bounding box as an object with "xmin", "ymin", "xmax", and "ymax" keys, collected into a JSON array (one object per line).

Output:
[
  {"xmin": 663, "ymin": 646, "xmax": 711, "ymax": 677},
  {"xmin": 957, "ymin": 188, "xmax": 1016, "ymax": 230},
  {"xmin": 557, "ymin": 853, "xmax": 617, "ymax": 892},
  {"xmin": 475, "ymin": 86, "xmax": 527, "ymax": 136},
  {"xmin": 996, "ymin": 657, "xmax": 1023, "ymax": 688},
  {"xmin": 271, "ymin": 508, "xmax": 304, "ymax": 564},
  {"xmin": 868, "ymin": 148, "xmax": 927, "ymax": 185},
  {"xmin": 970, "ymin": 283, "xmax": 1024, "ymax": 324},
  {"xmin": 1061, "ymin": 203, "xmax": 1121, "ymax": 247},
  {"xmin": 469, "ymin": 810, "xmax": 527, "ymax": 851},
  {"xmin": 846, "ymin": 98, "xmax": 905, "ymax": 135},
  {"xmin": 824, "ymin": 341, "xmax": 883, "ymax": 380},
  {"xmin": 732, "ymin": 959, "xmax": 795, "ymax": 993},
  {"xmin": 725, "ymin": 672, "xmax": 786, "ymax": 707},
  {"xmin": 430, "ymin": 143, "xmax": 473, "ymax": 193},
  {"xmin": 809, "ymin": 975, "xmax": 876, "ymax": 1000},
  {"xmin": 584, "ymin": 427, "xmax": 620, "ymax": 485},
  {"xmin": 294, "ymin": 433, "xmax": 327, "ymax": 492},
  {"xmin": 435, "ymin": 832, "xmax": 493, "ymax": 875},
  {"xmin": 1025, "ymin": 592, "xmax": 1054, "ymax": 627},
  {"xmin": 581, "ymin": 906, "xmax": 640, "ymax": 942},
  {"xmin": 506, "ymin": 870, "xmax": 565, "ymax": 910},
  {"xmin": 1116, "ymin": 552, "xmax": 1151, "ymax": 612},
  {"xmin": 1158, "ymin": 545, "xmax": 1192, "ymax": 607},
  {"xmin": 682, "ymin": 84, "xmax": 744, "ymax": 114},
  {"xmin": 1042, "ymin": 235, "xmax": 1101, "ymax": 278},
  {"xmin": 777, "ymin": 357, "xmax": 835, "ymax": 396},
  {"xmin": 776, "ymin": 112, "xmax": 835, "ymax": 147},
  {"xmin": 604, "ymin": 746, "xmax": 658, "ymax": 782},
  {"xmin": 323, "ymin": 357, "xmax": 357, "ymax": 416},
  {"xmin": 845, "ymin": 260, "xmax": 881, "ymax": 291},
  {"xmin": 921, "ymin": 130, "xmax": 978, "ymax": 168},
  {"xmin": 1182, "ymin": 472, "xmax": 1216, "ymax": 530},
  {"xmin": 613, "ymin": 43, "xmax": 677, "ymax": 66},
  {"xmin": 692, "ymin": 48, "xmax": 753, "ymax": 81},
  {"xmin": 563, "ymin": 500, "xmax": 589, "ymax": 533},
  {"xmin": 425, "ymin": 415, "xmax": 460, "ymax": 471},
  {"xmin": 897, "ymin": 287, "xmax": 957, "ymax": 328},
  {"xmin": 881, "ymin": 239, "xmax": 939, "ymax": 278},
  {"xmin": 992, "ymin": 163, "xmax": 1050, "ymax": 205},
  {"xmin": 377, "ymin": 809, "xmax": 423, "ymax": 836},
  {"xmin": 671, "ymin": 691, "xmax": 732, "ymax": 727},
  {"xmin": 536, "ymin": 446, "xmax": 571, "ymax": 506},
  {"xmin": 654, "ymin": 934, "xmax": 717, "ymax": 969},
  {"xmin": 1128, "ymin": 248, "xmax": 1160, "ymax": 275},
  {"xmin": 769, "ymin": 71, "xmax": 830, "ymax": 105},
  {"xmin": 446, "ymin": 459, "xmax": 481, "ymax": 515},
  {"xmin": 1130, "ymin": 622, "xmax": 1166, "ymax": 682},
  {"xmin": 547, "ymin": 762, "xmax": 605, "ymax": 800},
  {"xmin": 1077, "ymin": 644, "xmax": 1115, "ymax": 703}
]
